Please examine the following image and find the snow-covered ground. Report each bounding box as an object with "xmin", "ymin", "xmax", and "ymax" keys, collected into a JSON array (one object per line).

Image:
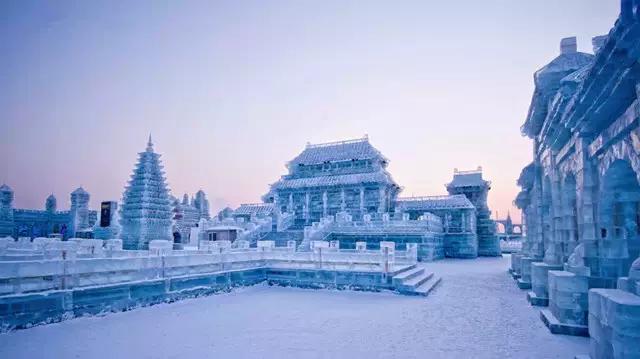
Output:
[{"xmin": 0, "ymin": 255, "xmax": 588, "ymax": 359}]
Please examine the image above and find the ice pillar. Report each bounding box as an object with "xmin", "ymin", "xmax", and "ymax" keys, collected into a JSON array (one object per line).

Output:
[{"xmin": 322, "ymin": 191, "xmax": 328, "ymax": 217}]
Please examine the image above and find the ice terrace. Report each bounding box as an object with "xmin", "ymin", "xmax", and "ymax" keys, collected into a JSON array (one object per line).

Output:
[{"xmin": 0, "ymin": 236, "xmax": 441, "ymax": 330}]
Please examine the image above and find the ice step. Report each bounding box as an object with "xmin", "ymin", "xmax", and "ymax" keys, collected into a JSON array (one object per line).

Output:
[
  {"xmin": 392, "ymin": 267, "xmax": 425, "ymax": 285},
  {"xmin": 389, "ymin": 264, "xmax": 416, "ymax": 277},
  {"xmin": 413, "ymin": 276, "xmax": 442, "ymax": 297},
  {"xmin": 401, "ymin": 271, "xmax": 434, "ymax": 289}
]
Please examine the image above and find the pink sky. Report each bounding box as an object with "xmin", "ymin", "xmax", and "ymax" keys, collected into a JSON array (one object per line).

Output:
[{"xmin": 0, "ymin": 1, "xmax": 621, "ymax": 222}]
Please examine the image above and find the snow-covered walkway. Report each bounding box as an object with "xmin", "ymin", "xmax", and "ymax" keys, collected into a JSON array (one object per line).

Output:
[{"xmin": 0, "ymin": 255, "xmax": 588, "ymax": 359}]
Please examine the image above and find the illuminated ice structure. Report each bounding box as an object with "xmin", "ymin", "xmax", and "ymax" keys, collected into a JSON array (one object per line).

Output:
[{"xmin": 119, "ymin": 136, "xmax": 174, "ymax": 250}]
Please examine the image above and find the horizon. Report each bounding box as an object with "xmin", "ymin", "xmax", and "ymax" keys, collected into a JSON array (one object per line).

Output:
[{"xmin": 0, "ymin": 0, "xmax": 622, "ymax": 221}]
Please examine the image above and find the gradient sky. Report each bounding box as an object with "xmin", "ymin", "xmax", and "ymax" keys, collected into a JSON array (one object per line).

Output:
[{"xmin": 0, "ymin": 0, "xmax": 621, "ymax": 221}]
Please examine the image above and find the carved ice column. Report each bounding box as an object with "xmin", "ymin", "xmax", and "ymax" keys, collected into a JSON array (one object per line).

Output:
[
  {"xmin": 378, "ymin": 187, "xmax": 386, "ymax": 214},
  {"xmin": 540, "ymin": 138, "xmax": 597, "ymax": 335},
  {"xmin": 303, "ymin": 192, "xmax": 310, "ymax": 221},
  {"xmin": 623, "ymin": 199, "xmax": 640, "ymax": 270},
  {"xmin": 322, "ymin": 191, "xmax": 328, "ymax": 217},
  {"xmin": 340, "ymin": 189, "xmax": 346, "ymax": 212},
  {"xmin": 531, "ymin": 176, "xmax": 545, "ymax": 259},
  {"xmin": 530, "ymin": 162, "xmax": 565, "ymax": 306},
  {"xmin": 359, "ymin": 187, "xmax": 365, "ymax": 216},
  {"xmin": 547, "ymin": 163, "xmax": 564, "ymax": 265},
  {"xmin": 288, "ymin": 193, "xmax": 294, "ymax": 214},
  {"xmin": 519, "ymin": 163, "xmax": 544, "ymax": 290},
  {"xmin": 460, "ymin": 212, "xmax": 466, "ymax": 232},
  {"xmin": 562, "ymin": 189, "xmax": 578, "ymax": 261},
  {"xmin": 575, "ymin": 137, "xmax": 599, "ymax": 273}
]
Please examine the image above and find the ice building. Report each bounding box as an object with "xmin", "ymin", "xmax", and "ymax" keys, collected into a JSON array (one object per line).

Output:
[
  {"xmin": 254, "ymin": 137, "xmax": 500, "ymax": 259},
  {"xmin": 265, "ymin": 137, "xmax": 401, "ymax": 225},
  {"xmin": 511, "ymin": 2, "xmax": 640, "ymax": 347},
  {"xmin": 119, "ymin": 136, "xmax": 174, "ymax": 249},
  {"xmin": 395, "ymin": 195, "xmax": 477, "ymax": 258},
  {"xmin": 0, "ymin": 184, "xmax": 97, "ymax": 239}
]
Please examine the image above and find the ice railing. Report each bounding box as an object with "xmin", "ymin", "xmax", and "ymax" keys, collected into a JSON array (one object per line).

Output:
[
  {"xmin": 303, "ymin": 212, "xmax": 443, "ymax": 240},
  {"xmin": 0, "ymin": 237, "xmax": 416, "ymax": 295}
]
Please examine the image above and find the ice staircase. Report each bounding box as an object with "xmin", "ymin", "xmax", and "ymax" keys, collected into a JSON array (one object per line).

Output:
[{"xmin": 390, "ymin": 265, "xmax": 441, "ymax": 296}]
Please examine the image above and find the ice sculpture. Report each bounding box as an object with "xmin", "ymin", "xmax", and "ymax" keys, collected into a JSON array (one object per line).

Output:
[{"xmin": 119, "ymin": 136, "xmax": 173, "ymax": 249}]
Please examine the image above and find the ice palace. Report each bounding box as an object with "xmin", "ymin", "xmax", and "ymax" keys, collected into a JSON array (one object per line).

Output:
[{"xmin": 2, "ymin": 2, "xmax": 640, "ymax": 358}]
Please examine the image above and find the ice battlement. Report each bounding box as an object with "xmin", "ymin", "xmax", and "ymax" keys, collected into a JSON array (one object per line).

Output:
[
  {"xmin": 591, "ymin": 35, "xmax": 608, "ymax": 54},
  {"xmin": 560, "ymin": 37, "xmax": 577, "ymax": 55}
]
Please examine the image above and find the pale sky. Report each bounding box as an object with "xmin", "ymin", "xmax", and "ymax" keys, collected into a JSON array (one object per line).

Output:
[{"xmin": 0, "ymin": 0, "xmax": 621, "ymax": 222}]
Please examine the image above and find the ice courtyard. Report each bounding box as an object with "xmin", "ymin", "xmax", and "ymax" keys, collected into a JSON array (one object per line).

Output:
[{"xmin": 0, "ymin": 255, "xmax": 587, "ymax": 359}]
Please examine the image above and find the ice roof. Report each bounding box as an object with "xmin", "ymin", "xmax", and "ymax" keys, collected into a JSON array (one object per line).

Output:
[
  {"xmin": 396, "ymin": 195, "xmax": 475, "ymax": 210},
  {"xmin": 289, "ymin": 137, "xmax": 385, "ymax": 166},
  {"xmin": 0, "ymin": 184, "xmax": 12, "ymax": 192},
  {"xmin": 534, "ymin": 52, "xmax": 594, "ymax": 83},
  {"xmin": 233, "ymin": 203, "xmax": 275, "ymax": 216},
  {"xmin": 272, "ymin": 171, "xmax": 395, "ymax": 190},
  {"xmin": 447, "ymin": 168, "xmax": 488, "ymax": 188}
]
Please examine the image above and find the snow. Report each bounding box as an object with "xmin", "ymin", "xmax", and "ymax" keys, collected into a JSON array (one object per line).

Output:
[{"xmin": 0, "ymin": 255, "xmax": 588, "ymax": 359}]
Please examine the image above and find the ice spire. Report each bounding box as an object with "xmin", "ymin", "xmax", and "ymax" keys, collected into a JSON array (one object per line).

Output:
[{"xmin": 146, "ymin": 134, "xmax": 154, "ymax": 152}]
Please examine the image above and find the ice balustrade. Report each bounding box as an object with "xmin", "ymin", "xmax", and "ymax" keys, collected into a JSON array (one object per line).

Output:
[
  {"xmin": 304, "ymin": 212, "xmax": 442, "ymax": 234},
  {"xmin": 0, "ymin": 239, "xmax": 417, "ymax": 295}
]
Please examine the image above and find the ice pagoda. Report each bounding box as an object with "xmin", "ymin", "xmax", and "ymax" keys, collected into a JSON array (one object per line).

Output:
[{"xmin": 119, "ymin": 136, "xmax": 174, "ymax": 249}]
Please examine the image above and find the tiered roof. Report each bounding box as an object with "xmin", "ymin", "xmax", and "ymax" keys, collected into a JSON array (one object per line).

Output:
[
  {"xmin": 289, "ymin": 137, "xmax": 386, "ymax": 166},
  {"xmin": 271, "ymin": 137, "xmax": 399, "ymax": 190},
  {"xmin": 396, "ymin": 195, "xmax": 475, "ymax": 210},
  {"xmin": 272, "ymin": 171, "xmax": 395, "ymax": 190},
  {"xmin": 233, "ymin": 203, "xmax": 275, "ymax": 217}
]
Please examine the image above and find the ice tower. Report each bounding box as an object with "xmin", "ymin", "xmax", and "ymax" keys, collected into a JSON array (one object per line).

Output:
[
  {"xmin": 446, "ymin": 167, "xmax": 501, "ymax": 256},
  {"xmin": 119, "ymin": 136, "xmax": 174, "ymax": 249}
]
